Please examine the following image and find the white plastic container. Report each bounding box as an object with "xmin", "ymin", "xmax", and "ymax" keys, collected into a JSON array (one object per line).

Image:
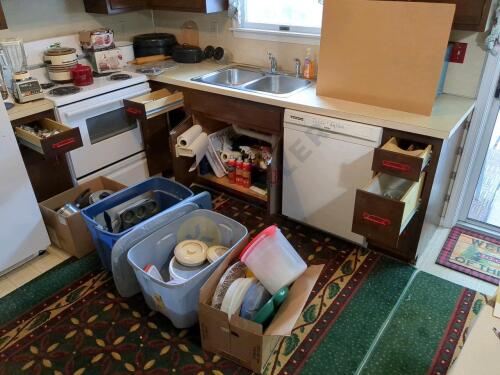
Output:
[{"xmin": 239, "ymin": 225, "xmax": 307, "ymax": 294}]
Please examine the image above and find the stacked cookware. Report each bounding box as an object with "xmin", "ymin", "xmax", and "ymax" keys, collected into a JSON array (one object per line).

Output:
[{"xmin": 43, "ymin": 47, "xmax": 78, "ymax": 83}]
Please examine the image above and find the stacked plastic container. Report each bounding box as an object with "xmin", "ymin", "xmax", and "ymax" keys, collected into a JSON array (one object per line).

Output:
[{"xmin": 81, "ymin": 177, "xmax": 193, "ymax": 271}]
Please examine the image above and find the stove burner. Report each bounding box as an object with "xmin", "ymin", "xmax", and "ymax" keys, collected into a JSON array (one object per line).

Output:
[
  {"xmin": 93, "ymin": 71, "xmax": 112, "ymax": 78},
  {"xmin": 49, "ymin": 86, "xmax": 82, "ymax": 96},
  {"xmin": 109, "ymin": 73, "xmax": 132, "ymax": 81},
  {"xmin": 41, "ymin": 83, "xmax": 55, "ymax": 90}
]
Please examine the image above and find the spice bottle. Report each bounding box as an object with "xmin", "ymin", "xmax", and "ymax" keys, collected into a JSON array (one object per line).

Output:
[
  {"xmin": 242, "ymin": 161, "xmax": 252, "ymax": 188},
  {"xmin": 227, "ymin": 159, "xmax": 236, "ymax": 184}
]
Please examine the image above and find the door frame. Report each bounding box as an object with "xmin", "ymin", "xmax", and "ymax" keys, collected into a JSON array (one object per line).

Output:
[{"xmin": 442, "ymin": 48, "xmax": 500, "ymax": 229}]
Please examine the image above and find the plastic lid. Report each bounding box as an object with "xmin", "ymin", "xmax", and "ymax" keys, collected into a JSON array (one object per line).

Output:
[
  {"xmin": 174, "ymin": 240, "xmax": 208, "ymax": 267},
  {"xmin": 239, "ymin": 225, "xmax": 278, "ymax": 262},
  {"xmin": 207, "ymin": 245, "xmax": 229, "ymax": 263}
]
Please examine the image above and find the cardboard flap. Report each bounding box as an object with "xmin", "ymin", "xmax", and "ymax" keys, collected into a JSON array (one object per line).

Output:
[{"xmin": 264, "ymin": 265, "xmax": 324, "ymax": 337}]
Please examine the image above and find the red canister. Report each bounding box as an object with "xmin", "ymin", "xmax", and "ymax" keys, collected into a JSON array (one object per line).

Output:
[{"xmin": 71, "ymin": 64, "xmax": 93, "ymax": 86}]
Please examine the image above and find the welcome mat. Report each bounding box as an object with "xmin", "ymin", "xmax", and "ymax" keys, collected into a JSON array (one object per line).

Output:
[{"xmin": 436, "ymin": 226, "xmax": 500, "ymax": 285}]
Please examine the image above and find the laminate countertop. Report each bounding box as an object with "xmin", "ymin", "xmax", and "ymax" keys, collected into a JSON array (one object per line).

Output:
[
  {"xmin": 7, "ymin": 99, "xmax": 54, "ymax": 122},
  {"xmin": 151, "ymin": 61, "xmax": 475, "ymax": 140}
]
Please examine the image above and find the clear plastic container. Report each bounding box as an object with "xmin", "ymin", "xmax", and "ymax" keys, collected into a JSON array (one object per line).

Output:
[{"xmin": 239, "ymin": 225, "xmax": 307, "ymax": 294}]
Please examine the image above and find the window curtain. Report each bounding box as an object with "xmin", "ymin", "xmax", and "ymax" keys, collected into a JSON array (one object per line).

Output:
[
  {"xmin": 486, "ymin": 3, "xmax": 500, "ymax": 54},
  {"xmin": 228, "ymin": 0, "xmax": 242, "ymax": 25}
]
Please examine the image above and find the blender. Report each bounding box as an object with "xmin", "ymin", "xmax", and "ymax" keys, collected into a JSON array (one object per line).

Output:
[{"xmin": 0, "ymin": 38, "xmax": 43, "ymax": 104}]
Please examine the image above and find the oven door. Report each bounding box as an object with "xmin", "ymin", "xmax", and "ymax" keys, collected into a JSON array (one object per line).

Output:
[{"xmin": 56, "ymin": 83, "xmax": 151, "ymax": 180}]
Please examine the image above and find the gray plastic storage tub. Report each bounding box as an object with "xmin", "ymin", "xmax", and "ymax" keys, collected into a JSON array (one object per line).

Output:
[{"xmin": 127, "ymin": 208, "xmax": 248, "ymax": 328}]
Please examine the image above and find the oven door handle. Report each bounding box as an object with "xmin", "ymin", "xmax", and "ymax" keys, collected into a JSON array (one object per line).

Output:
[{"xmin": 59, "ymin": 89, "xmax": 151, "ymax": 120}]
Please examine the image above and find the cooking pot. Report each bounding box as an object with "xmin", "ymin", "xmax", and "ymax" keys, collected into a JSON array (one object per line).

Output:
[
  {"xmin": 44, "ymin": 47, "xmax": 77, "ymax": 66},
  {"xmin": 133, "ymin": 33, "xmax": 177, "ymax": 58},
  {"xmin": 172, "ymin": 44, "xmax": 204, "ymax": 64},
  {"xmin": 71, "ymin": 64, "xmax": 93, "ymax": 86}
]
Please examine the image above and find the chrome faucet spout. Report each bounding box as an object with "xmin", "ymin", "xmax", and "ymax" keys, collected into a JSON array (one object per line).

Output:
[
  {"xmin": 294, "ymin": 58, "xmax": 301, "ymax": 78},
  {"xmin": 268, "ymin": 52, "xmax": 278, "ymax": 74}
]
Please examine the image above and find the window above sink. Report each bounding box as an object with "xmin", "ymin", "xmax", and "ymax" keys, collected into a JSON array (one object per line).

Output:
[{"xmin": 230, "ymin": 0, "xmax": 322, "ymax": 45}]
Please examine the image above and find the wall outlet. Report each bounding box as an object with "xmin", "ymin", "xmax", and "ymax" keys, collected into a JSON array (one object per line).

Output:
[{"xmin": 449, "ymin": 42, "xmax": 467, "ymax": 64}]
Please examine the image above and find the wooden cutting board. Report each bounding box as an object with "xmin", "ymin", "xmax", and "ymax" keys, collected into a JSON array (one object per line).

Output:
[{"xmin": 317, "ymin": 0, "xmax": 455, "ymax": 115}]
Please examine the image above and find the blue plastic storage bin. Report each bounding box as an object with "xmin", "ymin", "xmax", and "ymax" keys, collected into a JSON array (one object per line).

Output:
[
  {"xmin": 127, "ymin": 208, "xmax": 248, "ymax": 328},
  {"xmin": 81, "ymin": 177, "xmax": 193, "ymax": 271}
]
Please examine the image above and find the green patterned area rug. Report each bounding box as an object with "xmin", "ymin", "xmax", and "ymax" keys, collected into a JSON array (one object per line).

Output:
[{"xmin": 0, "ymin": 191, "xmax": 489, "ymax": 375}]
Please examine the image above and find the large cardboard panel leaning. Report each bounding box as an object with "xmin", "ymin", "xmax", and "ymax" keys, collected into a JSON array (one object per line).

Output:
[{"xmin": 317, "ymin": 0, "xmax": 455, "ymax": 115}]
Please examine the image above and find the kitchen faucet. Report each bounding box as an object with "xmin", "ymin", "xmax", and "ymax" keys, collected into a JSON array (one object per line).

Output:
[
  {"xmin": 268, "ymin": 52, "xmax": 278, "ymax": 74},
  {"xmin": 294, "ymin": 58, "xmax": 301, "ymax": 78}
]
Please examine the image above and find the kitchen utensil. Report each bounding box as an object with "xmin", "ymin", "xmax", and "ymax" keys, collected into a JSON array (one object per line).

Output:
[
  {"xmin": 253, "ymin": 287, "xmax": 289, "ymax": 326},
  {"xmin": 213, "ymin": 47, "xmax": 224, "ymax": 61},
  {"xmin": 220, "ymin": 277, "xmax": 256, "ymax": 318},
  {"xmin": 240, "ymin": 282, "xmax": 271, "ymax": 321},
  {"xmin": 73, "ymin": 188, "xmax": 91, "ymax": 209},
  {"xmin": 71, "ymin": 64, "xmax": 93, "ymax": 86},
  {"xmin": 172, "ymin": 45, "xmax": 204, "ymax": 64},
  {"xmin": 204, "ymin": 45, "xmax": 215, "ymax": 59},
  {"xmin": 207, "ymin": 245, "xmax": 229, "ymax": 263},
  {"xmin": 118, "ymin": 197, "xmax": 160, "ymax": 230},
  {"xmin": 240, "ymin": 225, "xmax": 307, "ymax": 294},
  {"xmin": 168, "ymin": 256, "xmax": 208, "ymax": 282},
  {"xmin": 115, "ymin": 41, "xmax": 135, "ymax": 63},
  {"xmin": 57, "ymin": 203, "xmax": 80, "ymax": 218},
  {"xmin": 89, "ymin": 190, "xmax": 114, "ymax": 204},
  {"xmin": 174, "ymin": 239, "xmax": 208, "ymax": 267},
  {"xmin": 130, "ymin": 55, "xmax": 169, "ymax": 65},
  {"xmin": 44, "ymin": 47, "xmax": 77, "ymax": 66},
  {"xmin": 133, "ymin": 33, "xmax": 177, "ymax": 58},
  {"xmin": 180, "ymin": 20, "xmax": 199, "ymax": 47},
  {"xmin": 211, "ymin": 261, "xmax": 247, "ymax": 309}
]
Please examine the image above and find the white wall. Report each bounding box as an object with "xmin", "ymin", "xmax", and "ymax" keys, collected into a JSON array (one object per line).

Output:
[
  {"xmin": 154, "ymin": 10, "xmax": 489, "ymax": 99},
  {"xmin": 0, "ymin": 0, "xmax": 153, "ymax": 42}
]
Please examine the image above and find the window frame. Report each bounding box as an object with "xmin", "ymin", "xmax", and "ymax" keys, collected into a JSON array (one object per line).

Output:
[{"xmin": 238, "ymin": 0, "xmax": 322, "ymax": 36}]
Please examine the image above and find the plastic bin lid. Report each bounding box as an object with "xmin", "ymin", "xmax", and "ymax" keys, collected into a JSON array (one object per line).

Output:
[{"xmin": 239, "ymin": 225, "xmax": 278, "ymax": 262}]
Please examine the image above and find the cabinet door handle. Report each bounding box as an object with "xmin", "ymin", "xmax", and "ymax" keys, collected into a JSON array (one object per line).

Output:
[
  {"xmin": 52, "ymin": 138, "xmax": 76, "ymax": 149},
  {"xmin": 126, "ymin": 107, "xmax": 143, "ymax": 116},
  {"xmin": 362, "ymin": 212, "xmax": 391, "ymax": 226},
  {"xmin": 382, "ymin": 160, "xmax": 411, "ymax": 172}
]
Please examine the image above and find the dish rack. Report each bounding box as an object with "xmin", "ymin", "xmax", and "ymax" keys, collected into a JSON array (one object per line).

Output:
[{"xmin": 206, "ymin": 126, "xmax": 236, "ymax": 178}]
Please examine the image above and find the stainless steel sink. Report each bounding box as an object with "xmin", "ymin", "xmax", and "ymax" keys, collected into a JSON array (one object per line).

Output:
[
  {"xmin": 192, "ymin": 66, "xmax": 312, "ymax": 97},
  {"xmin": 241, "ymin": 75, "xmax": 311, "ymax": 96},
  {"xmin": 193, "ymin": 67, "xmax": 264, "ymax": 86}
]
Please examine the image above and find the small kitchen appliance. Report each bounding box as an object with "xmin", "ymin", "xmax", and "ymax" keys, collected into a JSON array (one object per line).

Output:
[{"xmin": 12, "ymin": 70, "xmax": 44, "ymax": 103}]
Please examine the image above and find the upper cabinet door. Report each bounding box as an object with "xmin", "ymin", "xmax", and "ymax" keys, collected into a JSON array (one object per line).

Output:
[
  {"xmin": 412, "ymin": 0, "xmax": 493, "ymax": 32},
  {"xmin": 148, "ymin": 0, "xmax": 227, "ymax": 13},
  {"xmin": 83, "ymin": 0, "xmax": 147, "ymax": 15},
  {"xmin": 0, "ymin": 3, "xmax": 7, "ymax": 30}
]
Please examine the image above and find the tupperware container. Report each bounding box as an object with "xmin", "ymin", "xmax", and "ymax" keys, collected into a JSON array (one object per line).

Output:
[
  {"xmin": 239, "ymin": 225, "xmax": 307, "ymax": 294},
  {"xmin": 127, "ymin": 208, "xmax": 248, "ymax": 328}
]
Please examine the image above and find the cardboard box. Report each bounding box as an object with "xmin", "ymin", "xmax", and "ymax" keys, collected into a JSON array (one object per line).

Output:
[
  {"xmin": 79, "ymin": 29, "xmax": 115, "ymax": 51},
  {"xmin": 448, "ymin": 302, "xmax": 499, "ymax": 375},
  {"xmin": 199, "ymin": 247, "xmax": 323, "ymax": 373},
  {"xmin": 39, "ymin": 177, "xmax": 126, "ymax": 258}
]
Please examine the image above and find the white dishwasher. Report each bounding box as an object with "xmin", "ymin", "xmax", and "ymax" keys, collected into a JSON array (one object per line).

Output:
[{"xmin": 282, "ymin": 109, "xmax": 383, "ymax": 245}]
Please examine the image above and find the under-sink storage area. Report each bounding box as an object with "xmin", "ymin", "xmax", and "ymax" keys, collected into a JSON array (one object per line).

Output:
[{"xmin": 352, "ymin": 172, "xmax": 425, "ymax": 247}]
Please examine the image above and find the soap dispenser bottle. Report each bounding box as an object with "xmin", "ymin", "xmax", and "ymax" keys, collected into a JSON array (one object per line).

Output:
[{"xmin": 303, "ymin": 48, "xmax": 315, "ymax": 79}]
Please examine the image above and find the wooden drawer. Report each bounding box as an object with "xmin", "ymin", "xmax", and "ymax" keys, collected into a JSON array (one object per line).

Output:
[
  {"xmin": 124, "ymin": 89, "xmax": 184, "ymax": 120},
  {"xmin": 352, "ymin": 172, "xmax": 425, "ymax": 248},
  {"xmin": 15, "ymin": 118, "xmax": 83, "ymax": 159},
  {"xmin": 372, "ymin": 137, "xmax": 432, "ymax": 182}
]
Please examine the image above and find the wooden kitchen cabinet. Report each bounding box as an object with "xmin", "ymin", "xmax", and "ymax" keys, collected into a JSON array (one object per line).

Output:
[
  {"xmin": 149, "ymin": 0, "xmax": 228, "ymax": 13},
  {"xmin": 83, "ymin": 0, "xmax": 147, "ymax": 14},
  {"xmin": 0, "ymin": 3, "xmax": 7, "ymax": 30}
]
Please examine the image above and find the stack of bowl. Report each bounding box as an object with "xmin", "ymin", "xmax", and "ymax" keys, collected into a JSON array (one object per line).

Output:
[{"xmin": 44, "ymin": 47, "xmax": 78, "ymax": 83}]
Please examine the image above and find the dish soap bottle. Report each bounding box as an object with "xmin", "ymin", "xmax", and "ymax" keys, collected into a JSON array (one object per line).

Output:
[{"xmin": 303, "ymin": 48, "xmax": 315, "ymax": 79}]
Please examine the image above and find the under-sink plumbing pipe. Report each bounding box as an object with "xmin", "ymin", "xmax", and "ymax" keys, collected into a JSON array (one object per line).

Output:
[{"xmin": 232, "ymin": 124, "xmax": 273, "ymax": 144}]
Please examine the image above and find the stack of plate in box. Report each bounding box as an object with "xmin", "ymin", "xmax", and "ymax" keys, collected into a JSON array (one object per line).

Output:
[{"xmin": 44, "ymin": 47, "xmax": 78, "ymax": 83}]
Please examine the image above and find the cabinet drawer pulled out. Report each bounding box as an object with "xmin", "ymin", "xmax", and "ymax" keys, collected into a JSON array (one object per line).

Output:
[
  {"xmin": 372, "ymin": 137, "xmax": 432, "ymax": 182},
  {"xmin": 352, "ymin": 172, "xmax": 425, "ymax": 248},
  {"xmin": 15, "ymin": 118, "xmax": 83, "ymax": 158}
]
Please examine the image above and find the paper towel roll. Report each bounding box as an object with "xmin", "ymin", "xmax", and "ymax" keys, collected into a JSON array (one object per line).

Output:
[
  {"xmin": 176, "ymin": 132, "xmax": 209, "ymax": 172},
  {"xmin": 177, "ymin": 125, "xmax": 203, "ymax": 147},
  {"xmin": 221, "ymin": 151, "xmax": 241, "ymax": 162}
]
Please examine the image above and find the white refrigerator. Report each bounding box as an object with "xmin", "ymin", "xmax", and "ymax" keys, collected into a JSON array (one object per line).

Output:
[{"xmin": 0, "ymin": 100, "xmax": 50, "ymax": 274}]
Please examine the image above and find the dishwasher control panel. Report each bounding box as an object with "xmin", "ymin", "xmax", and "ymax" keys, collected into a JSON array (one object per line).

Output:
[{"xmin": 284, "ymin": 109, "xmax": 383, "ymax": 144}]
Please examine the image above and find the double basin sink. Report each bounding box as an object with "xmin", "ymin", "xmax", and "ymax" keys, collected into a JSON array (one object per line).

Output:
[{"xmin": 192, "ymin": 66, "xmax": 312, "ymax": 97}]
